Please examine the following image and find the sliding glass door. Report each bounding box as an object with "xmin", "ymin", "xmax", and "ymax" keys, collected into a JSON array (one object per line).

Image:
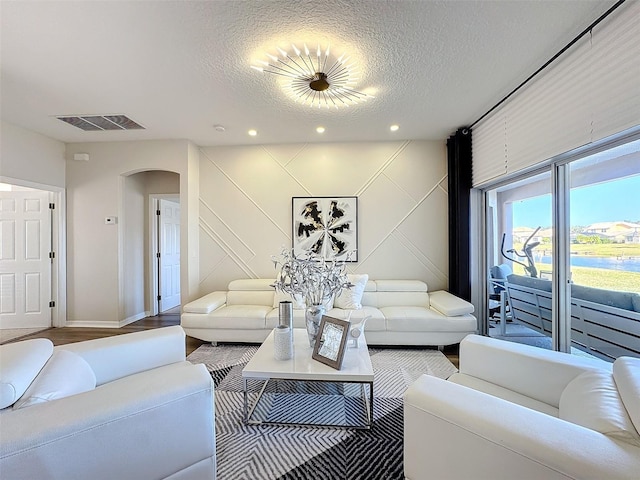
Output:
[
  {"xmin": 485, "ymin": 171, "xmax": 554, "ymax": 348},
  {"xmin": 567, "ymin": 140, "xmax": 640, "ymax": 360},
  {"xmin": 483, "ymin": 136, "xmax": 640, "ymax": 361}
]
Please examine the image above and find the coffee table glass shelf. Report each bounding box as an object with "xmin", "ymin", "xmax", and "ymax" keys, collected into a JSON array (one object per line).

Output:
[{"xmin": 242, "ymin": 328, "xmax": 374, "ymax": 429}]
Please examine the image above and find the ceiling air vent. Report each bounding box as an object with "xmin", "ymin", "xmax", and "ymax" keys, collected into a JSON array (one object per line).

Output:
[{"xmin": 56, "ymin": 114, "xmax": 144, "ymax": 131}]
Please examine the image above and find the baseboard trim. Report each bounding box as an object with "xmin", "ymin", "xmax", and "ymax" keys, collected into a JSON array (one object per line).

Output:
[
  {"xmin": 65, "ymin": 321, "xmax": 121, "ymax": 328},
  {"xmin": 65, "ymin": 312, "xmax": 150, "ymax": 329},
  {"xmin": 120, "ymin": 312, "xmax": 150, "ymax": 327}
]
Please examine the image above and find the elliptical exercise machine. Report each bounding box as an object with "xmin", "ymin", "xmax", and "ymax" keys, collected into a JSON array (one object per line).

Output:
[{"xmin": 501, "ymin": 226, "xmax": 541, "ymax": 278}]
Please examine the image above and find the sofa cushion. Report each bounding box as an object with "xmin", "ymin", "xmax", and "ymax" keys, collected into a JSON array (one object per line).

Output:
[
  {"xmin": 227, "ymin": 290, "xmax": 274, "ymax": 306},
  {"xmin": 613, "ymin": 356, "xmax": 640, "ymax": 433},
  {"xmin": 273, "ymin": 291, "xmax": 305, "ymax": 309},
  {"xmin": 228, "ymin": 278, "xmax": 276, "ymax": 291},
  {"xmin": 559, "ymin": 370, "xmax": 640, "ymax": 446},
  {"xmin": 266, "ymin": 308, "xmax": 307, "ymax": 329},
  {"xmin": 335, "ymin": 274, "xmax": 369, "ymax": 310},
  {"xmin": 374, "ymin": 291, "xmax": 430, "ymax": 308},
  {"xmin": 182, "ymin": 291, "xmax": 226, "ymax": 314},
  {"xmin": 429, "ymin": 290, "xmax": 474, "ymax": 316},
  {"xmin": 13, "ymin": 350, "xmax": 96, "ymax": 410},
  {"xmin": 571, "ymin": 284, "xmax": 635, "ymax": 312},
  {"xmin": 209, "ymin": 305, "xmax": 272, "ymax": 329},
  {"xmin": 0, "ymin": 338, "xmax": 54, "ymax": 409},
  {"xmin": 633, "ymin": 294, "xmax": 640, "ymax": 313},
  {"xmin": 381, "ymin": 307, "xmax": 475, "ymax": 332},
  {"xmin": 375, "ymin": 279, "xmax": 427, "ymax": 292},
  {"xmin": 328, "ymin": 306, "xmax": 386, "ymax": 331},
  {"xmin": 507, "ymin": 274, "xmax": 552, "ymax": 292}
]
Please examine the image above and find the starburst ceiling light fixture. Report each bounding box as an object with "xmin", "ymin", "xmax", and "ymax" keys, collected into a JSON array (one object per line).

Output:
[{"xmin": 251, "ymin": 43, "xmax": 373, "ymax": 109}]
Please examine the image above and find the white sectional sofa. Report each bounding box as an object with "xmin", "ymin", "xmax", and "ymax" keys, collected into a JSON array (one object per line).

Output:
[
  {"xmin": 0, "ymin": 326, "xmax": 216, "ymax": 480},
  {"xmin": 181, "ymin": 278, "xmax": 476, "ymax": 347},
  {"xmin": 404, "ymin": 334, "xmax": 640, "ymax": 480}
]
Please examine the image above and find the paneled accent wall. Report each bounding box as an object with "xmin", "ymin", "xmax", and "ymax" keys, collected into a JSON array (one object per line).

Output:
[{"xmin": 198, "ymin": 140, "xmax": 449, "ymax": 295}]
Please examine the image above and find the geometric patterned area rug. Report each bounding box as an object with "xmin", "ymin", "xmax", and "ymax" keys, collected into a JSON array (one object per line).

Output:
[{"xmin": 187, "ymin": 344, "xmax": 457, "ymax": 480}]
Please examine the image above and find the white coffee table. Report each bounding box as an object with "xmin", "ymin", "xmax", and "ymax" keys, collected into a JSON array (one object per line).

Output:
[{"xmin": 242, "ymin": 328, "xmax": 374, "ymax": 429}]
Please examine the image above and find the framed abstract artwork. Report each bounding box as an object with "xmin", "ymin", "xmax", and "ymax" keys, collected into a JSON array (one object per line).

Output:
[{"xmin": 292, "ymin": 196, "xmax": 358, "ymax": 261}]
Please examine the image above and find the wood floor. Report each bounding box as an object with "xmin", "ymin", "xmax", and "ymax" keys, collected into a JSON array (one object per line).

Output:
[
  {"xmin": 2, "ymin": 313, "xmax": 460, "ymax": 367},
  {"xmin": 1, "ymin": 312, "xmax": 207, "ymax": 356}
]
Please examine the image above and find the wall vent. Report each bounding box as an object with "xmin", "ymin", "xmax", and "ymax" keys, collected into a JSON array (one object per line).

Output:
[{"xmin": 56, "ymin": 114, "xmax": 144, "ymax": 131}]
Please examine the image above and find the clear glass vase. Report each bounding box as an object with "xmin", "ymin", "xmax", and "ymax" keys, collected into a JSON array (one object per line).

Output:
[{"xmin": 305, "ymin": 303, "xmax": 326, "ymax": 348}]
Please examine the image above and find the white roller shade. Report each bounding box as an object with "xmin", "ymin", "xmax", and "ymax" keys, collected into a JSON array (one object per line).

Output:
[{"xmin": 472, "ymin": 1, "xmax": 640, "ymax": 187}]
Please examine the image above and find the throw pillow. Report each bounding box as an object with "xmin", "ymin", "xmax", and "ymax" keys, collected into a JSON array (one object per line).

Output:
[
  {"xmin": 0, "ymin": 338, "xmax": 54, "ymax": 409},
  {"xmin": 559, "ymin": 370, "xmax": 640, "ymax": 446},
  {"xmin": 13, "ymin": 349, "xmax": 97, "ymax": 410},
  {"xmin": 334, "ymin": 274, "xmax": 369, "ymax": 310}
]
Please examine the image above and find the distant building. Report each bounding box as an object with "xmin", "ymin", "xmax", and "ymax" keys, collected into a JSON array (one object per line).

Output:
[
  {"xmin": 583, "ymin": 221, "xmax": 640, "ymax": 243},
  {"xmin": 512, "ymin": 226, "xmax": 542, "ymax": 244},
  {"xmin": 513, "ymin": 222, "xmax": 640, "ymax": 244}
]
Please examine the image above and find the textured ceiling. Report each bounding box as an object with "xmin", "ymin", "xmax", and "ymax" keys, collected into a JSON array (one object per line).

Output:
[{"xmin": 0, "ymin": 0, "xmax": 614, "ymax": 147}]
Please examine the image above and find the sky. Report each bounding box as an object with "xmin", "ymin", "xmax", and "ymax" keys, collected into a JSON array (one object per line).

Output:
[{"xmin": 513, "ymin": 174, "xmax": 640, "ymax": 228}]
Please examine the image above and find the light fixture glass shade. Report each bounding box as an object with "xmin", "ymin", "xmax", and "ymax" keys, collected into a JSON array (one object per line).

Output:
[{"xmin": 251, "ymin": 43, "xmax": 372, "ymax": 109}]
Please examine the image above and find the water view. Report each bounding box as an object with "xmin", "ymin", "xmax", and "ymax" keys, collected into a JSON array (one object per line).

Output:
[{"xmin": 537, "ymin": 255, "xmax": 640, "ymax": 273}]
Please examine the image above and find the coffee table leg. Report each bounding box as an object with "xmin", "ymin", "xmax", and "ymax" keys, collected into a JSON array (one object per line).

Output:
[
  {"xmin": 243, "ymin": 378, "xmax": 248, "ymax": 424},
  {"xmin": 244, "ymin": 378, "xmax": 272, "ymax": 425},
  {"xmin": 368, "ymin": 382, "xmax": 373, "ymax": 427},
  {"xmin": 361, "ymin": 382, "xmax": 373, "ymax": 428}
]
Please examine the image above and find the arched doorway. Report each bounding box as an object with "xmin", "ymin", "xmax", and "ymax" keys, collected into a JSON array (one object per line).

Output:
[{"xmin": 121, "ymin": 170, "xmax": 180, "ymax": 322}]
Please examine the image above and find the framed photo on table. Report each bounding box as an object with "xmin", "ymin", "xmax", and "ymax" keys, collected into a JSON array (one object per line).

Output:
[
  {"xmin": 312, "ymin": 316, "xmax": 350, "ymax": 370},
  {"xmin": 292, "ymin": 196, "xmax": 358, "ymax": 261}
]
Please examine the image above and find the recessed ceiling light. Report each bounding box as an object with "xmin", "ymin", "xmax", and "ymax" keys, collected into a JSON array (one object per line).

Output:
[
  {"xmin": 248, "ymin": 129, "xmax": 257, "ymax": 136},
  {"xmin": 214, "ymin": 125, "xmax": 225, "ymax": 132},
  {"xmin": 390, "ymin": 124, "xmax": 400, "ymax": 132},
  {"xmin": 316, "ymin": 126, "xmax": 326, "ymax": 133}
]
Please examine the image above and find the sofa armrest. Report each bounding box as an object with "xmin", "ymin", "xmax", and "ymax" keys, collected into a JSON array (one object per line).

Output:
[
  {"xmin": 55, "ymin": 325, "xmax": 186, "ymax": 386},
  {"xmin": 0, "ymin": 362, "xmax": 215, "ymax": 480},
  {"xmin": 458, "ymin": 334, "xmax": 611, "ymax": 408},
  {"xmin": 183, "ymin": 291, "xmax": 227, "ymax": 314},
  {"xmin": 428, "ymin": 290, "xmax": 474, "ymax": 316},
  {"xmin": 404, "ymin": 375, "xmax": 640, "ymax": 480}
]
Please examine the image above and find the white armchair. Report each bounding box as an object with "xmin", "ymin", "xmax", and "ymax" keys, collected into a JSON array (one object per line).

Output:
[
  {"xmin": 404, "ymin": 334, "xmax": 640, "ymax": 480},
  {"xmin": 0, "ymin": 326, "xmax": 216, "ymax": 480}
]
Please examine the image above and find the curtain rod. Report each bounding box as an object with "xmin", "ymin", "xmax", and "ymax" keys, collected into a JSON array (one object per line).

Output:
[{"xmin": 470, "ymin": 0, "xmax": 627, "ymax": 129}]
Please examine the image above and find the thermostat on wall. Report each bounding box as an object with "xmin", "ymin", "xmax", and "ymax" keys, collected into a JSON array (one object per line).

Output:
[{"xmin": 105, "ymin": 216, "xmax": 117, "ymax": 225}]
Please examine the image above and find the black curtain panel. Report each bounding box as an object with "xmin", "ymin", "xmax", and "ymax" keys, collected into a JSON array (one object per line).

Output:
[{"xmin": 446, "ymin": 128, "xmax": 472, "ymax": 301}]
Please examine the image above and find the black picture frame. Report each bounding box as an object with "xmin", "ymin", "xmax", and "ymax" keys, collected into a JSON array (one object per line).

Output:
[
  {"xmin": 292, "ymin": 196, "xmax": 358, "ymax": 261},
  {"xmin": 312, "ymin": 315, "xmax": 350, "ymax": 370}
]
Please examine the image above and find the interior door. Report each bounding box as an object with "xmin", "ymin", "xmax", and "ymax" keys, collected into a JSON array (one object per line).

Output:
[
  {"xmin": 158, "ymin": 199, "xmax": 180, "ymax": 312},
  {"xmin": 0, "ymin": 190, "xmax": 52, "ymax": 328}
]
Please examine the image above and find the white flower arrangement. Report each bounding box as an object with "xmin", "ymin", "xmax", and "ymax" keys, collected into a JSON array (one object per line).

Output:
[{"xmin": 271, "ymin": 247, "xmax": 353, "ymax": 306}]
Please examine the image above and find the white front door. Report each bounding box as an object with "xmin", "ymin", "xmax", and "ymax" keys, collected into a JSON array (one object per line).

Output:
[
  {"xmin": 0, "ymin": 191, "xmax": 52, "ymax": 328},
  {"xmin": 158, "ymin": 199, "xmax": 180, "ymax": 312}
]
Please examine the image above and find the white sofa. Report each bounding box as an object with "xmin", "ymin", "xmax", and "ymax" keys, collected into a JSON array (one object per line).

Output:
[
  {"xmin": 181, "ymin": 278, "xmax": 476, "ymax": 347},
  {"xmin": 404, "ymin": 334, "xmax": 640, "ymax": 480},
  {"xmin": 0, "ymin": 326, "xmax": 216, "ymax": 480}
]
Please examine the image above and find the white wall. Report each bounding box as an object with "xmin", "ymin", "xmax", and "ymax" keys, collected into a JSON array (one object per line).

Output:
[
  {"xmin": 1, "ymin": 121, "xmax": 66, "ymax": 187},
  {"xmin": 198, "ymin": 140, "xmax": 449, "ymax": 294},
  {"xmin": 65, "ymin": 140, "xmax": 193, "ymax": 327},
  {"xmin": 185, "ymin": 143, "xmax": 200, "ymax": 303},
  {"xmin": 122, "ymin": 174, "xmax": 146, "ymax": 322},
  {"xmin": 1, "ymin": 121, "xmax": 68, "ymax": 328}
]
